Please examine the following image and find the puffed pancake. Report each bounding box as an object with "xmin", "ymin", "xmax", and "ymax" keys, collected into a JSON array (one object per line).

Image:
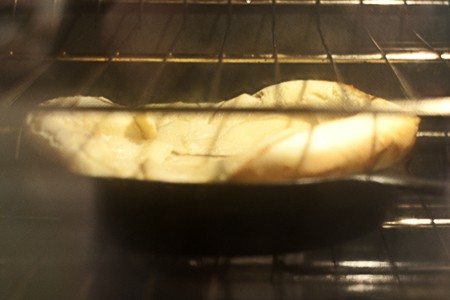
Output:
[{"xmin": 25, "ymin": 80, "xmax": 419, "ymax": 183}]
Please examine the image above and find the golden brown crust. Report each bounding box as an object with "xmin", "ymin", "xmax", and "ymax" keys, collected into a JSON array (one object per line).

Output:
[
  {"xmin": 25, "ymin": 81, "xmax": 419, "ymax": 183},
  {"xmin": 223, "ymin": 106, "xmax": 419, "ymax": 183}
]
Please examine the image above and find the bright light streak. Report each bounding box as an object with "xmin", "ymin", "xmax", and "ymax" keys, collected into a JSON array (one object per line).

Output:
[
  {"xmin": 332, "ymin": 54, "xmax": 384, "ymax": 60},
  {"xmin": 343, "ymin": 274, "xmax": 394, "ymax": 283},
  {"xmin": 385, "ymin": 51, "xmax": 439, "ymax": 60},
  {"xmin": 384, "ymin": 218, "xmax": 450, "ymax": 227},
  {"xmin": 363, "ymin": 0, "xmax": 405, "ymax": 4},
  {"xmin": 339, "ymin": 260, "xmax": 391, "ymax": 268}
]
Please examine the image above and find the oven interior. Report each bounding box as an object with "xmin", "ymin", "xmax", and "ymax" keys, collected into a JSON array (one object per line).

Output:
[{"xmin": 1, "ymin": 0, "xmax": 450, "ymax": 299}]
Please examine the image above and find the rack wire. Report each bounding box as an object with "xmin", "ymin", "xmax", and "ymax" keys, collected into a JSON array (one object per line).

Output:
[
  {"xmin": 0, "ymin": 1, "xmax": 448, "ymax": 106},
  {"xmin": 0, "ymin": 1, "xmax": 449, "ymax": 299},
  {"xmin": 2, "ymin": 1, "xmax": 450, "ymax": 63},
  {"xmin": 2, "ymin": 193, "xmax": 448, "ymax": 299}
]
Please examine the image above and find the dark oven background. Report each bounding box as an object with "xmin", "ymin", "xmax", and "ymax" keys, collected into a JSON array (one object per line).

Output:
[{"xmin": 1, "ymin": 1, "xmax": 450, "ymax": 299}]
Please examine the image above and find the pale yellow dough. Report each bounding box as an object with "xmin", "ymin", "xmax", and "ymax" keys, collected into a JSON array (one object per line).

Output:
[{"xmin": 25, "ymin": 80, "xmax": 419, "ymax": 183}]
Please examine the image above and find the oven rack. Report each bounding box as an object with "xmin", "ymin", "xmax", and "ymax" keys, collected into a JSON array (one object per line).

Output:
[
  {"xmin": 1, "ymin": 0, "xmax": 450, "ymax": 164},
  {"xmin": 6, "ymin": 52, "xmax": 450, "ymax": 64},
  {"xmin": 0, "ymin": 168, "xmax": 449, "ymax": 299},
  {"xmin": 1, "ymin": 1, "xmax": 449, "ymax": 107},
  {"xmin": 3, "ymin": 1, "xmax": 450, "ymax": 64},
  {"xmin": 2, "ymin": 0, "xmax": 450, "ymax": 6},
  {"xmin": 1, "ymin": 2, "xmax": 450, "ymax": 300}
]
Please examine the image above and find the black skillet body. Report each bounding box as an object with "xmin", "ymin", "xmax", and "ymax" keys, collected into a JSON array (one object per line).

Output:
[{"xmin": 95, "ymin": 178, "xmax": 393, "ymax": 256}]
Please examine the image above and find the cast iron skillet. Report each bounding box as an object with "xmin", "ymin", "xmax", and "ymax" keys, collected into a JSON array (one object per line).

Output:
[
  {"xmin": 94, "ymin": 130, "xmax": 447, "ymax": 258},
  {"xmin": 18, "ymin": 133, "xmax": 448, "ymax": 256},
  {"xmin": 95, "ymin": 168, "xmax": 446, "ymax": 256},
  {"xmin": 20, "ymin": 98, "xmax": 450, "ymax": 256}
]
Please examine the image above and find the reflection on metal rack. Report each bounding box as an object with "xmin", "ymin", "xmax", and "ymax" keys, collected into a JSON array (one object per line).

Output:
[
  {"xmin": 6, "ymin": 0, "xmax": 449, "ymax": 5},
  {"xmin": 384, "ymin": 217, "xmax": 450, "ymax": 227},
  {"xmin": 4, "ymin": 51, "xmax": 450, "ymax": 63}
]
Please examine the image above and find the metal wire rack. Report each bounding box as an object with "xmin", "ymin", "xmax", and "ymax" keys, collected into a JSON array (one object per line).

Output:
[
  {"xmin": 1, "ymin": 0, "xmax": 449, "ymax": 104},
  {"xmin": 0, "ymin": 173, "xmax": 449, "ymax": 299},
  {"xmin": 0, "ymin": 1, "xmax": 449, "ymax": 299}
]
